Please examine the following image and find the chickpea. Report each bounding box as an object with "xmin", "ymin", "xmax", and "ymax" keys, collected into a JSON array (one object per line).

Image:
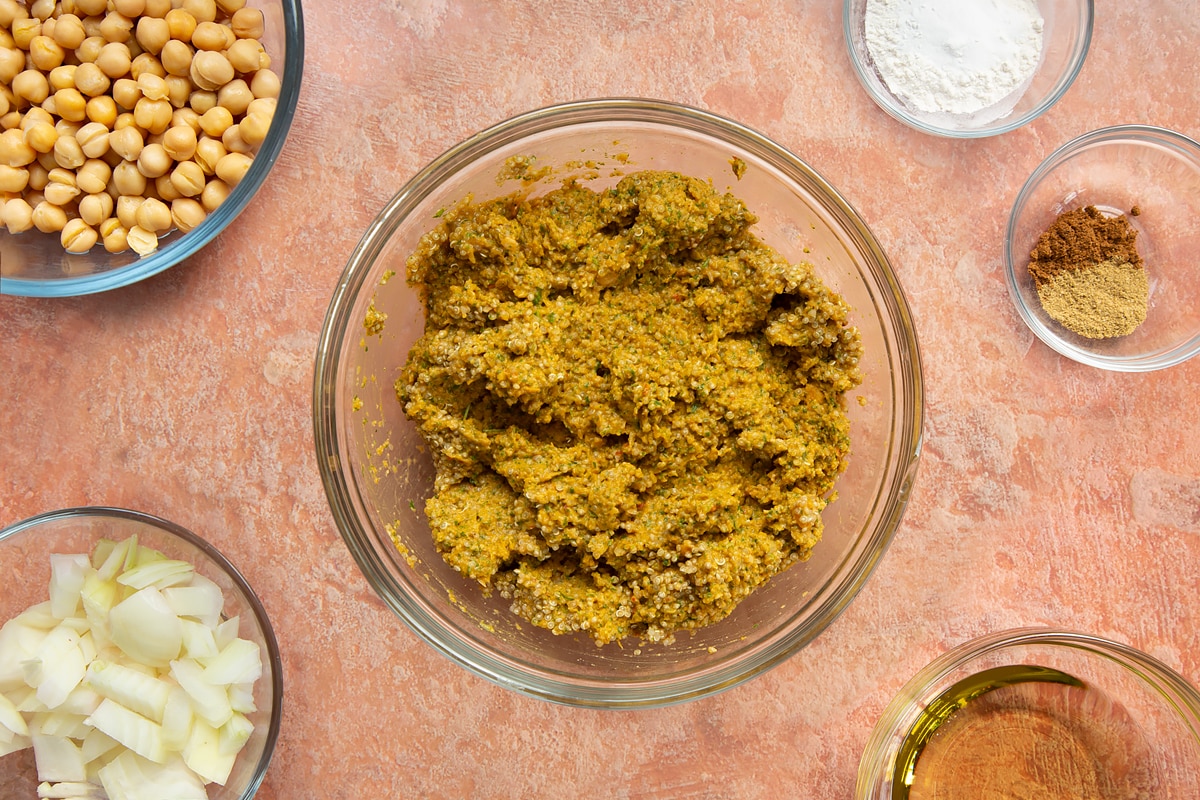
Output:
[
  {"xmin": 130, "ymin": 53, "xmax": 166, "ymax": 80},
  {"xmin": 182, "ymin": 0, "xmax": 217, "ymax": 24},
  {"xmin": 230, "ymin": 8, "xmax": 263, "ymax": 40},
  {"xmin": 126, "ymin": 224, "xmax": 157, "ymax": 255},
  {"xmin": 74, "ymin": 36, "xmax": 105, "ymax": 64},
  {"xmin": 85, "ymin": 95, "xmax": 118, "ymax": 126},
  {"xmin": 115, "ymin": 193, "xmax": 142, "ymax": 227},
  {"xmin": 108, "ymin": 125, "xmax": 144, "ymax": 160},
  {"xmin": 22, "ymin": 121, "xmax": 58, "ymax": 153},
  {"xmin": 170, "ymin": 196, "xmax": 205, "ymax": 231},
  {"xmin": 168, "ymin": 158, "xmax": 204, "ymax": 196},
  {"xmin": 225, "ymin": 38, "xmax": 264, "ymax": 74},
  {"xmin": 216, "ymin": 0, "xmax": 247, "ymax": 14},
  {"xmin": 25, "ymin": 160, "xmax": 48, "ymax": 190},
  {"xmin": 142, "ymin": 0, "xmax": 172, "ymax": 18},
  {"xmin": 43, "ymin": 179, "xmax": 80, "ymax": 207},
  {"xmin": 37, "ymin": 150, "xmax": 58, "ymax": 172},
  {"xmin": 0, "ymin": 163, "xmax": 29, "ymax": 192},
  {"xmin": 76, "ymin": 121, "xmax": 110, "ymax": 158},
  {"xmin": 164, "ymin": 9, "xmax": 197, "ymax": 42},
  {"xmin": 163, "ymin": 74, "xmax": 190, "ymax": 109},
  {"xmin": 159, "ymin": 39, "xmax": 192, "ymax": 76},
  {"xmin": 135, "ymin": 16, "xmax": 169, "ymax": 55},
  {"xmin": 136, "ymin": 72, "xmax": 170, "ymax": 102},
  {"xmin": 95, "ymin": 42, "xmax": 132, "ymax": 79},
  {"xmin": 75, "ymin": 0, "xmax": 109, "ymax": 16},
  {"xmin": 78, "ymin": 190, "xmax": 113, "ymax": 225},
  {"xmin": 53, "ymin": 134, "xmax": 85, "ymax": 168},
  {"xmin": 198, "ymin": 105, "xmax": 232, "ymax": 137},
  {"xmin": 2, "ymin": 196, "xmax": 34, "ymax": 233},
  {"xmin": 190, "ymin": 51, "xmax": 233, "ymax": 92},
  {"xmin": 216, "ymin": 78, "xmax": 252, "ymax": 116},
  {"xmin": 111, "ymin": 77, "xmax": 141, "ymax": 110},
  {"xmin": 113, "ymin": 111, "xmax": 138, "ymax": 131},
  {"xmin": 169, "ymin": 107, "xmax": 200, "ymax": 133},
  {"xmin": 41, "ymin": 94, "xmax": 59, "ymax": 117},
  {"xmin": 113, "ymin": 0, "xmax": 147, "ymax": 17},
  {"xmin": 0, "ymin": 128, "xmax": 37, "ymax": 166},
  {"xmin": 112, "ymin": 160, "xmax": 146, "ymax": 194},
  {"xmin": 81, "ymin": 15, "xmax": 105, "ymax": 40},
  {"xmin": 53, "ymin": 119, "xmax": 81, "ymax": 139},
  {"xmin": 98, "ymin": 12, "xmax": 134, "ymax": 46},
  {"xmin": 54, "ymin": 88, "xmax": 88, "ymax": 122},
  {"xmin": 29, "ymin": 35, "xmax": 64, "ymax": 72},
  {"xmin": 190, "ymin": 21, "xmax": 226, "ymax": 52},
  {"xmin": 21, "ymin": 108, "xmax": 53, "ymax": 131},
  {"xmin": 214, "ymin": 151, "xmax": 250, "ymax": 187},
  {"xmin": 13, "ymin": 69, "xmax": 51, "ymax": 105},
  {"xmin": 134, "ymin": 96, "xmax": 171, "ymax": 133},
  {"xmin": 74, "ymin": 62, "xmax": 111, "ymax": 97},
  {"xmin": 250, "ymin": 69, "xmax": 281, "ymax": 100},
  {"xmin": 188, "ymin": 89, "xmax": 216, "ymax": 114},
  {"xmin": 161, "ymin": 123, "xmax": 196, "ymax": 160},
  {"xmin": 0, "ymin": 47, "xmax": 24, "ymax": 84},
  {"xmin": 136, "ymin": 141, "xmax": 170, "ymax": 177},
  {"xmin": 31, "ymin": 200, "xmax": 67, "ymax": 233},
  {"xmin": 193, "ymin": 135, "xmax": 224, "ymax": 174},
  {"xmin": 48, "ymin": 65, "xmax": 78, "ymax": 93},
  {"xmin": 52, "ymin": 14, "xmax": 87, "ymax": 50},
  {"xmin": 61, "ymin": 217, "xmax": 98, "ymax": 252},
  {"xmin": 0, "ymin": 111, "xmax": 19, "ymax": 131},
  {"xmin": 76, "ymin": 158, "xmax": 111, "ymax": 193},
  {"xmin": 153, "ymin": 172, "xmax": 180, "ymax": 201},
  {"xmin": 103, "ymin": 222, "xmax": 129, "ymax": 253},
  {"xmin": 221, "ymin": 123, "xmax": 252, "ymax": 155},
  {"xmin": 11, "ymin": 19, "xmax": 43, "ymax": 52}
]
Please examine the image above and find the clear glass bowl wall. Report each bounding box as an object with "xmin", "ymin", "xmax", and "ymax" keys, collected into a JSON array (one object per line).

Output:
[{"xmin": 314, "ymin": 100, "xmax": 924, "ymax": 708}]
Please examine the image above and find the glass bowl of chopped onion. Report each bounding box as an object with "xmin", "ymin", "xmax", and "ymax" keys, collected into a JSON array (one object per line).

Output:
[
  {"xmin": 0, "ymin": 506, "xmax": 282, "ymax": 799},
  {"xmin": 0, "ymin": 0, "xmax": 304, "ymax": 298},
  {"xmin": 314, "ymin": 98, "xmax": 924, "ymax": 708},
  {"xmin": 1005, "ymin": 125, "xmax": 1200, "ymax": 371},
  {"xmin": 856, "ymin": 628, "xmax": 1200, "ymax": 799},
  {"xmin": 843, "ymin": 0, "xmax": 1093, "ymax": 138}
]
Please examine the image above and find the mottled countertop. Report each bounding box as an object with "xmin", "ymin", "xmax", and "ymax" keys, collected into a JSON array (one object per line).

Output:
[{"xmin": 3, "ymin": 2, "xmax": 1199, "ymax": 798}]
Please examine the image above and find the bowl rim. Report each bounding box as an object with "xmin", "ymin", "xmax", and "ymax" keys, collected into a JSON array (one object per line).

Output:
[
  {"xmin": 313, "ymin": 97, "xmax": 924, "ymax": 707},
  {"xmin": 1003, "ymin": 123, "xmax": 1200, "ymax": 372},
  {"xmin": 855, "ymin": 626, "xmax": 1200, "ymax": 799},
  {"xmin": 841, "ymin": 0, "xmax": 1095, "ymax": 139},
  {"xmin": 0, "ymin": 505, "xmax": 284, "ymax": 798},
  {"xmin": 0, "ymin": 0, "xmax": 306, "ymax": 299}
]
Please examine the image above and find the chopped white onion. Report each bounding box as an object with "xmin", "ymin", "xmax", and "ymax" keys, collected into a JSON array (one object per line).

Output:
[{"xmin": 0, "ymin": 535, "xmax": 266, "ymax": 800}]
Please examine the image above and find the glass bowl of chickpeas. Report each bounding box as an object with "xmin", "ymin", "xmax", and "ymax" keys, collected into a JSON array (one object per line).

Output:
[{"xmin": 0, "ymin": 0, "xmax": 303, "ymax": 297}]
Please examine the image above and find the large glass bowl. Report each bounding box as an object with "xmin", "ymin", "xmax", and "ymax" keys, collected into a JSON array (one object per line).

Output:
[
  {"xmin": 856, "ymin": 628, "xmax": 1200, "ymax": 798},
  {"xmin": 844, "ymin": 0, "xmax": 1092, "ymax": 138},
  {"xmin": 313, "ymin": 99, "xmax": 924, "ymax": 708},
  {"xmin": 0, "ymin": 507, "xmax": 283, "ymax": 798},
  {"xmin": 0, "ymin": 0, "xmax": 304, "ymax": 298},
  {"xmin": 1005, "ymin": 125, "xmax": 1200, "ymax": 371}
]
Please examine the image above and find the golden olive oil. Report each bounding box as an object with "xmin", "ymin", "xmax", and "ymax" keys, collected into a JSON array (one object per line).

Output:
[{"xmin": 892, "ymin": 665, "xmax": 1160, "ymax": 800}]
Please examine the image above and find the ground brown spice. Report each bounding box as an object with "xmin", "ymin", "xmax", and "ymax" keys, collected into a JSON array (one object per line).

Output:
[{"xmin": 1028, "ymin": 206, "xmax": 1142, "ymax": 288}]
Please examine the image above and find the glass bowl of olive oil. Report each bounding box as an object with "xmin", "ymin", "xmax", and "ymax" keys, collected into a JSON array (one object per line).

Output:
[{"xmin": 856, "ymin": 628, "xmax": 1200, "ymax": 799}]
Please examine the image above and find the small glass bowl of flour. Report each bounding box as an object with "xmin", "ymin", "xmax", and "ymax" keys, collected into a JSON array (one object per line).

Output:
[{"xmin": 843, "ymin": 0, "xmax": 1093, "ymax": 137}]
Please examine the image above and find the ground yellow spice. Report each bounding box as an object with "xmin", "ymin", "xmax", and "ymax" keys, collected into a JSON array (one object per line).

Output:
[{"xmin": 396, "ymin": 170, "xmax": 862, "ymax": 645}]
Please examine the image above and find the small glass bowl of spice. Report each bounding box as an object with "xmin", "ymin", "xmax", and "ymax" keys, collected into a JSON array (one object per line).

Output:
[
  {"xmin": 1005, "ymin": 125, "xmax": 1200, "ymax": 371},
  {"xmin": 856, "ymin": 628, "xmax": 1200, "ymax": 799},
  {"xmin": 843, "ymin": 0, "xmax": 1093, "ymax": 137}
]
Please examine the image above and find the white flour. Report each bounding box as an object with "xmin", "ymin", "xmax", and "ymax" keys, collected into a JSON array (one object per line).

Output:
[{"xmin": 864, "ymin": 0, "xmax": 1045, "ymax": 116}]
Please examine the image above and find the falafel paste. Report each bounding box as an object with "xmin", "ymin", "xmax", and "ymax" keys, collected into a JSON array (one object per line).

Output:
[{"xmin": 397, "ymin": 170, "xmax": 862, "ymax": 644}]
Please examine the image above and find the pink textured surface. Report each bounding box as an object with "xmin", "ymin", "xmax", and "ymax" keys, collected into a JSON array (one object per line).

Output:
[{"xmin": 3, "ymin": 2, "xmax": 1200, "ymax": 798}]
